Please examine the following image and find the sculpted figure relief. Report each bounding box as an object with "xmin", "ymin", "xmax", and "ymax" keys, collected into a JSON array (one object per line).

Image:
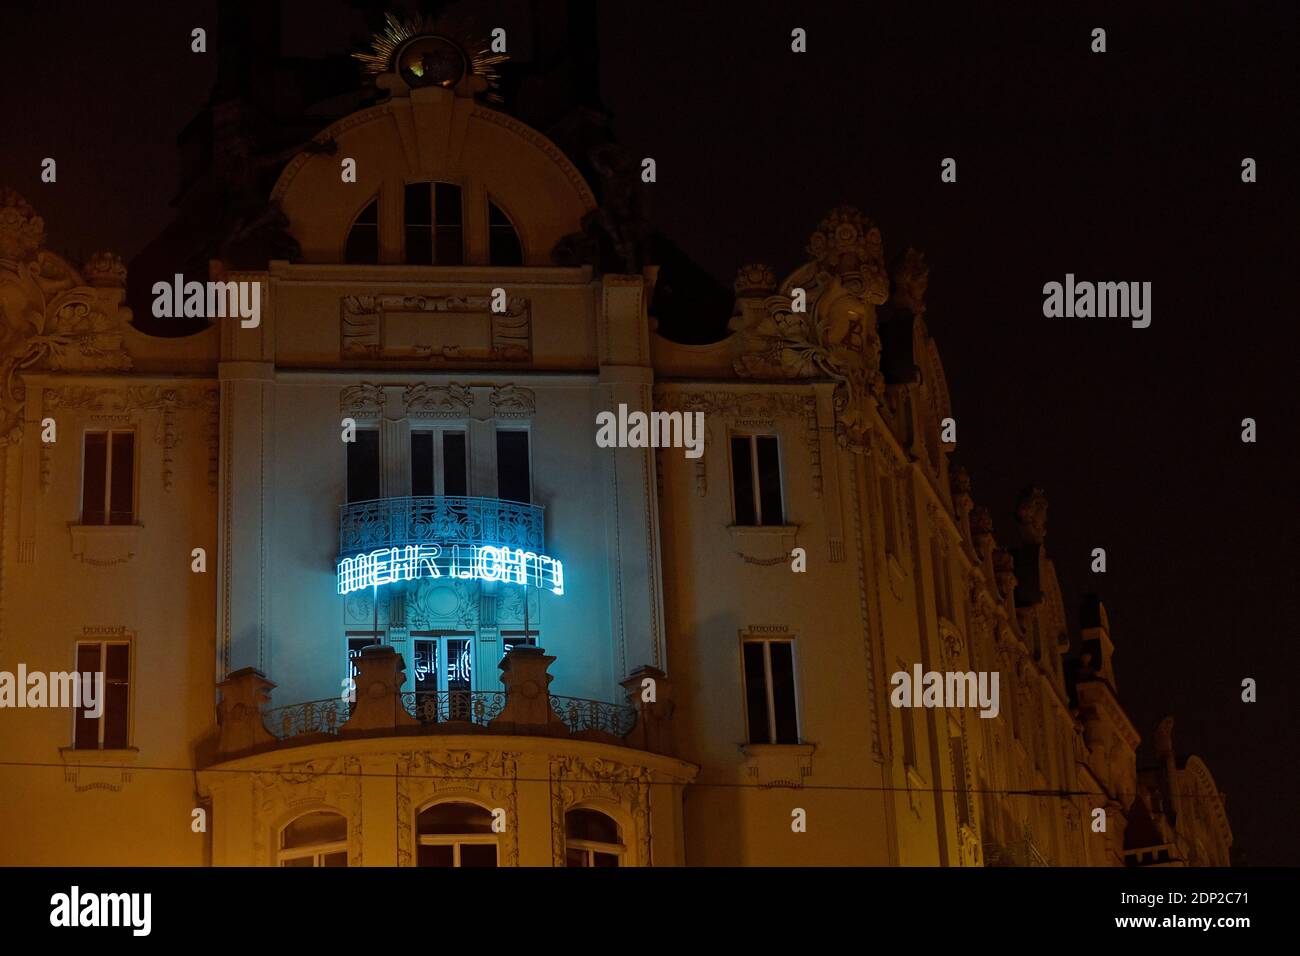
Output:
[
  {"xmin": 734, "ymin": 206, "xmax": 889, "ymax": 450},
  {"xmin": 0, "ymin": 191, "xmax": 132, "ymax": 444}
]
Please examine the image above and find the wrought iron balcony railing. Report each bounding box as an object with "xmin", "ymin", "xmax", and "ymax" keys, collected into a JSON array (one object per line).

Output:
[
  {"xmin": 260, "ymin": 690, "xmax": 637, "ymax": 742},
  {"xmin": 339, "ymin": 495, "xmax": 545, "ymax": 557},
  {"xmin": 550, "ymin": 695, "xmax": 639, "ymax": 737}
]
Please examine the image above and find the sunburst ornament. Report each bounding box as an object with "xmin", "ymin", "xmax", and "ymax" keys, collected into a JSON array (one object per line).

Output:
[{"xmin": 353, "ymin": 13, "xmax": 508, "ymax": 102}]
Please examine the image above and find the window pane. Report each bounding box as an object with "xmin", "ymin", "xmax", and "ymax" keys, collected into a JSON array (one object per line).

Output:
[
  {"xmin": 404, "ymin": 183, "xmax": 432, "ymax": 265},
  {"xmin": 103, "ymin": 644, "xmax": 129, "ymax": 748},
  {"xmin": 346, "ymin": 430, "xmax": 380, "ymax": 502},
  {"xmin": 488, "ymin": 200, "xmax": 523, "ymax": 266},
  {"xmin": 410, "ymin": 432, "xmax": 434, "ymax": 496},
  {"xmin": 446, "ymin": 638, "xmax": 471, "ymax": 720},
  {"xmin": 566, "ymin": 809, "xmax": 620, "ymax": 844},
  {"xmin": 442, "ymin": 431, "xmax": 467, "ymax": 497},
  {"xmin": 418, "ymin": 844, "xmax": 455, "ymax": 867},
  {"xmin": 769, "ymin": 642, "xmax": 799, "ymax": 744},
  {"xmin": 730, "ymin": 436, "xmax": 756, "ymax": 526},
  {"xmin": 755, "ymin": 436, "xmax": 783, "ymax": 526},
  {"xmin": 74, "ymin": 644, "xmax": 101, "ymax": 749},
  {"xmin": 434, "ymin": 183, "xmax": 463, "ymax": 265},
  {"xmin": 459, "ymin": 844, "xmax": 498, "ymax": 868},
  {"xmin": 282, "ymin": 811, "xmax": 347, "ymax": 849},
  {"xmin": 108, "ymin": 432, "xmax": 134, "ymax": 524},
  {"xmin": 742, "ymin": 642, "xmax": 770, "ymax": 744},
  {"xmin": 347, "ymin": 636, "xmax": 380, "ymax": 679},
  {"xmin": 321, "ymin": 851, "xmax": 348, "ymax": 868},
  {"xmin": 565, "ymin": 848, "xmax": 587, "ymax": 868},
  {"xmin": 593, "ymin": 851, "xmax": 619, "ymax": 868},
  {"xmin": 345, "ymin": 199, "xmax": 379, "ymax": 265},
  {"xmin": 82, "ymin": 433, "xmax": 107, "ymax": 524},
  {"xmin": 418, "ymin": 802, "xmax": 493, "ymax": 835},
  {"xmin": 496, "ymin": 431, "xmax": 530, "ymax": 503},
  {"xmin": 281, "ymin": 856, "xmax": 314, "ymax": 868},
  {"xmin": 413, "ymin": 639, "xmax": 438, "ymax": 694}
]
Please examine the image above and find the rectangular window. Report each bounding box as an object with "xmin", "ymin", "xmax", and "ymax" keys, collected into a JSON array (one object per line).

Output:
[
  {"xmin": 741, "ymin": 638, "xmax": 799, "ymax": 745},
  {"xmin": 412, "ymin": 430, "xmax": 469, "ymax": 497},
  {"xmin": 411, "ymin": 431, "xmax": 435, "ymax": 497},
  {"xmin": 496, "ymin": 430, "xmax": 530, "ymax": 504},
  {"xmin": 346, "ymin": 429, "xmax": 381, "ymax": 502},
  {"xmin": 73, "ymin": 641, "xmax": 129, "ymax": 749},
  {"xmin": 81, "ymin": 430, "xmax": 134, "ymax": 525},
  {"xmin": 951, "ymin": 735, "xmax": 972, "ymax": 825},
  {"xmin": 931, "ymin": 539, "xmax": 952, "ymax": 619},
  {"xmin": 730, "ymin": 435, "xmax": 783, "ymax": 526},
  {"xmin": 442, "ymin": 431, "xmax": 468, "ymax": 496}
]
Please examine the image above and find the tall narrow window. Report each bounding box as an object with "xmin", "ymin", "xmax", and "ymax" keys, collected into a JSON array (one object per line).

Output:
[
  {"xmin": 730, "ymin": 434, "xmax": 783, "ymax": 526},
  {"xmin": 488, "ymin": 199, "xmax": 523, "ymax": 265},
  {"xmin": 417, "ymin": 802, "xmax": 498, "ymax": 867},
  {"xmin": 496, "ymin": 430, "xmax": 530, "ymax": 504},
  {"xmin": 741, "ymin": 638, "xmax": 799, "ymax": 745},
  {"xmin": 410, "ymin": 632, "xmax": 475, "ymax": 722},
  {"xmin": 413, "ymin": 430, "xmax": 468, "ymax": 497},
  {"xmin": 346, "ymin": 429, "xmax": 381, "ymax": 502},
  {"xmin": 73, "ymin": 641, "xmax": 129, "ymax": 749},
  {"xmin": 82, "ymin": 430, "xmax": 134, "ymax": 525},
  {"xmin": 501, "ymin": 631, "xmax": 537, "ymax": 657},
  {"xmin": 565, "ymin": 809, "xmax": 623, "ymax": 867},
  {"xmin": 344, "ymin": 198, "xmax": 379, "ymax": 264},
  {"xmin": 435, "ymin": 183, "xmax": 464, "ymax": 265},
  {"xmin": 404, "ymin": 182, "xmax": 433, "ymax": 264},
  {"xmin": 279, "ymin": 812, "xmax": 348, "ymax": 867},
  {"xmin": 950, "ymin": 734, "xmax": 972, "ymax": 826}
]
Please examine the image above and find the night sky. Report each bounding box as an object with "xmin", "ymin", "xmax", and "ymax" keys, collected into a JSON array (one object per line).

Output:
[{"xmin": 3, "ymin": 0, "xmax": 1296, "ymax": 864}]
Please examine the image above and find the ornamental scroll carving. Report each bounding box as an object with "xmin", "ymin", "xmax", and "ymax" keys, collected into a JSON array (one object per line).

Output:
[
  {"xmin": 396, "ymin": 750, "xmax": 520, "ymax": 867},
  {"xmin": 341, "ymin": 293, "xmax": 530, "ymax": 364},
  {"xmin": 403, "ymin": 383, "xmax": 471, "ymax": 419},
  {"xmin": 44, "ymin": 385, "xmax": 217, "ymax": 493},
  {"xmin": 550, "ymin": 755, "xmax": 652, "ymax": 867},
  {"xmin": 251, "ymin": 755, "xmax": 364, "ymax": 866},
  {"xmin": 1, "ymin": 191, "xmax": 133, "ymax": 445},
  {"xmin": 733, "ymin": 207, "xmax": 889, "ymax": 453}
]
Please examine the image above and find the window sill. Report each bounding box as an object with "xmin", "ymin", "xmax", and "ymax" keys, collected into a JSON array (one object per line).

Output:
[
  {"xmin": 59, "ymin": 747, "xmax": 139, "ymax": 765},
  {"xmin": 728, "ymin": 524, "xmax": 800, "ymax": 565},
  {"xmin": 68, "ymin": 523, "xmax": 143, "ymax": 566},
  {"xmin": 740, "ymin": 742, "xmax": 816, "ymax": 786}
]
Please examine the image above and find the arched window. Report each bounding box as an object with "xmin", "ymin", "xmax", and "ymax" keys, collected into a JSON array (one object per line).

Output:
[
  {"xmin": 404, "ymin": 182, "xmax": 464, "ymax": 265},
  {"xmin": 417, "ymin": 801, "xmax": 497, "ymax": 867},
  {"xmin": 564, "ymin": 808, "xmax": 623, "ymax": 867},
  {"xmin": 344, "ymin": 198, "xmax": 379, "ymax": 264},
  {"xmin": 488, "ymin": 199, "xmax": 523, "ymax": 265},
  {"xmin": 278, "ymin": 810, "xmax": 348, "ymax": 867}
]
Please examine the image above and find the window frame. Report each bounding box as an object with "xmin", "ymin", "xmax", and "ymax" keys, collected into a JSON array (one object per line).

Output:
[
  {"xmin": 410, "ymin": 426, "xmax": 469, "ymax": 497},
  {"xmin": 71, "ymin": 639, "xmax": 131, "ymax": 750},
  {"xmin": 729, "ymin": 432, "xmax": 785, "ymax": 527},
  {"xmin": 739, "ymin": 635, "xmax": 801, "ymax": 746},
  {"xmin": 414, "ymin": 801, "xmax": 500, "ymax": 868},
  {"xmin": 402, "ymin": 180, "xmax": 465, "ymax": 265},
  {"xmin": 80, "ymin": 428, "xmax": 137, "ymax": 526},
  {"xmin": 564, "ymin": 807, "xmax": 625, "ymax": 867},
  {"xmin": 345, "ymin": 426, "xmax": 382, "ymax": 503},
  {"xmin": 277, "ymin": 811, "xmax": 349, "ymax": 868},
  {"xmin": 494, "ymin": 426, "xmax": 533, "ymax": 505}
]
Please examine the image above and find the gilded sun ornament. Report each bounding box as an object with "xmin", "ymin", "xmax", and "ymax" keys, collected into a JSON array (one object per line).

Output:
[{"xmin": 353, "ymin": 13, "xmax": 508, "ymax": 101}]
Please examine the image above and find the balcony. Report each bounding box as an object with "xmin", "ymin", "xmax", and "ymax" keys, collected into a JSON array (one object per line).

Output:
[
  {"xmin": 212, "ymin": 645, "xmax": 672, "ymax": 761},
  {"xmin": 339, "ymin": 495, "xmax": 545, "ymax": 557}
]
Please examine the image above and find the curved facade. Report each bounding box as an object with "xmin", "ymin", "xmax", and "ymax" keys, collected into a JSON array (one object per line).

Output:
[{"xmin": 0, "ymin": 26, "xmax": 1229, "ymax": 867}]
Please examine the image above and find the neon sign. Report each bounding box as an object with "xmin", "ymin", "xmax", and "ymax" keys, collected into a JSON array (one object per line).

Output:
[{"xmin": 337, "ymin": 543, "xmax": 564, "ymax": 596}]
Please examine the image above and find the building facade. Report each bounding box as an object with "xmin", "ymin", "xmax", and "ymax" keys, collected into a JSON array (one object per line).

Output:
[{"xmin": 0, "ymin": 23, "xmax": 1231, "ymax": 867}]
